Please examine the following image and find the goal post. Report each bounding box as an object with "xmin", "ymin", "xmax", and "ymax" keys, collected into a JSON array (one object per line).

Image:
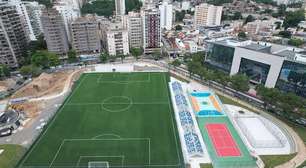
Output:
[{"xmin": 88, "ymin": 161, "xmax": 109, "ymax": 168}]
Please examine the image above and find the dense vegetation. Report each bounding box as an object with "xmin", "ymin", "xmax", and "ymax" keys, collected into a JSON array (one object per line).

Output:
[
  {"xmin": 81, "ymin": 0, "xmax": 142, "ymax": 16},
  {"xmin": 207, "ymin": 0, "xmax": 232, "ymax": 5},
  {"xmin": 172, "ymin": 52, "xmax": 306, "ymax": 120},
  {"xmin": 283, "ymin": 10, "xmax": 305, "ymax": 29},
  {"xmin": 256, "ymin": 85, "xmax": 306, "ymax": 118},
  {"xmin": 81, "ymin": 0, "xmax": 115, "ymax": 17}
]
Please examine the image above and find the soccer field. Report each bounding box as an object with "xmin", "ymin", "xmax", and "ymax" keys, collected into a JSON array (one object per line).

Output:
[{"xmin": 18, "ymin": 72, "xmax": 184, "ymax": 168}]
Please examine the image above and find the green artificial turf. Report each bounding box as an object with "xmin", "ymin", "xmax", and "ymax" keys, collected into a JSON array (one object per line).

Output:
[
  {"xmin": 0, "ymin": 144, "xmax": 25, "ymax": 168},
  {"xmin": 18, "ymin": 72, "xmax": 184, "ymax": 168}
]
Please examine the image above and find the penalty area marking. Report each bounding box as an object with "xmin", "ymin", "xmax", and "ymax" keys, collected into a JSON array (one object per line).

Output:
[
  {"xmin": 76, "ymin": 155, "xmax": 125, "ymax": 168},
  {"xmin": 92, "ymin": 134, "xmax": 122, "ymax": 139},
  {"xmin": 97, "ymin": 73, "xmax": 151, "ymax": 84},
  {"xmin": 49, "ymin": 138, "xmax": 151, "ymax": 168}
]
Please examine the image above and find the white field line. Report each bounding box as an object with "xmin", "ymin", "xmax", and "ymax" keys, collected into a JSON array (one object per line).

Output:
[
  {"xmin": 76, "ymin": 155, "xmax": 124, "ymax": 168},
  {"xmin": 97, "ymin": 73, "xmax": 151, "ymax": 84},
  {"xmin": 20, "ymin": 75, "xmax": 88, "ymax": 167},
  {"xmin": 49, "ymin": 138, "xmax": 151, "ymax": 168},
  {"xmin": 65, "ymin": 102, "xmax": 170, "ymax": 106}
]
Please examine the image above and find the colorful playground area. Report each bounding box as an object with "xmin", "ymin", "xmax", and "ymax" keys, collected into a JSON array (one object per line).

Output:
[
  {"xmin": 170, "ymin": 79, "xmax": 257, "ymax": 168},
  {"xmin": 189, "ymin": 92, "xmax": 224, "ymax": 116}
]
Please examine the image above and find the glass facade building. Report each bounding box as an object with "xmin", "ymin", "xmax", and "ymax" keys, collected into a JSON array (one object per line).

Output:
[
  {"xmin": 206, "ymin": 43, "xmax": 235, "ymax": 73},
  {"xmin": 239, "ymin": 58, "xmax": 271, "ymax": 85},
  {"xmin": 276, "ymin": 61, "xmax": 306, "ymax": 98}
]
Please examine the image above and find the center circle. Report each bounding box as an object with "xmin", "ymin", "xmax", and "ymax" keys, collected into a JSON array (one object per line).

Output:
[{"xmin": 101, "ymin": 96, "xmax": 132, "ymax": 112}]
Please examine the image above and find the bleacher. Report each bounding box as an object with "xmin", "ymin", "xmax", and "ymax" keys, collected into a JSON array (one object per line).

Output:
[
  {"xmin": 171, "ymin": 81, "xmax": 204, "ymax": 156},
  {"xmin": 179, "ymin": 111, "xmax": 194, "ymax": 126},
  {"xmin": 171, "ymin": 81, "xmax": 183, "ymax": 94},
  {"xmin": 184, "ymin": 132, "xmax": 204, "ymax": 154},
  {"xmin": 174, "ymin": 94, "xmax": 188, "ymax": 108}
]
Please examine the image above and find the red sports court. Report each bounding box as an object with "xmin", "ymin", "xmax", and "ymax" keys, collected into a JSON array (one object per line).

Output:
[{"xmin": 206, "ymin": 123, "xmax": 241, "ymax": 157}]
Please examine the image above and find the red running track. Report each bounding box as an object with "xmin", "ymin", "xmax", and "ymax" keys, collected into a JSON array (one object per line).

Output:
[{"xmin": 206, "ymin": 123, "xmax": 241, "ymax": 157}]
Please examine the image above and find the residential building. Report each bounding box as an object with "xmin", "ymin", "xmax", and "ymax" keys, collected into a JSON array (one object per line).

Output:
[
  {"xmin": 181, "ymin": 1, "xmax": 190, "ymax": 11},
  {"xmin": 194, "ymin": 3, "xmax": 223, "ymax": 28},
  {"xmin": 103, "ymin": 22, "xmax": 129, "ymax": 56},
  {"xmin": 0, "ymin": 2, "xmax": 27, "ymax": 67},
  {"xmin": 206, "ymin": 37, "xmax": 306, "ymax": 97},
  {"xmin": 41, "ymin": 8, "xmax": 69, "ymax": 56},
  {"xmin": 5, "ymin": 0, "xmax": 35, "ymax": 41},
  {"xmin": 53, "ymin": 0, "xmax": 81, "ymax": 41},
  {"xmin": 115, "ymin": 0, "xmax": 125, "ymax": 15},
  {"xmin": 142, "ymin": 6, "xmax": 161, "ymax": 53},
  {"xmin": 159, "ymin": 1, "xmax": 173, "ymax": 30},
  {"xmin": 245, "ymin": 20, "xmax": 278, "ymax": 37},
  {"xmin": 23, "ymin": 1, "xmax": 45, "ymax": 39},
  {"xmin": 70, "ymin": 15, "xmax": 101, "ymax": 54},
  {"xmin": 127, "ymin": 11, "xmax": 143, "ymax": 48}
]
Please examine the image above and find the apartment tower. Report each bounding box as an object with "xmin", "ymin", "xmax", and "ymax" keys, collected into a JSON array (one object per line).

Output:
[
  {"xmin": 41, "ymin": 8, "xmax": 69, "ymax": 56},
  {"xmin": 194, "ymin": 3, "xmax": 223, "ymax": 28},
  {"xmin": 0, "ymin": 2, "xmax": 27, "ymax": 67},
  {"xmin": 70, "ymin": 15, "xmax": 101, "ymax": 54}
]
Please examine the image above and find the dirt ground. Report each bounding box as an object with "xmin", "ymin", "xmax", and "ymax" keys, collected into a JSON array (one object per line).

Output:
[
  {"xmin": 0, "ymin": 79, "xmax": 15, "ymax": 92},
  {"xmin": 10, "ymin": 101, "xmax": 43, "ymax": 118},
  {"xmin": 10, "ymin": 69, "xmax": 84, "ymax": 122},
  {"xmin": 12, "ymin": 70, "xmax": 74, "ymax": 99}
]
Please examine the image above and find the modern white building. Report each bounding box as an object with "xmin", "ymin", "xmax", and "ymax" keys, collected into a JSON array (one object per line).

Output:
[
  {"xmin": 115, "ymin": 0, "xmax": 126, "ymax": 15},
  {"xmin": 205, "ymin": 37, "xmax": 306, "ymax": 98},
  {"xmin": 23, "ymin": 1, "xmax": 45, "ymax": 40},
  {"xmin": 194, "ymin": 3, "xmax": 223, "ymax": 28},
  {"xmin": 104, "ymin": 22, "xmax": 129, "ymax": 56},
  {"xmin": 53, "ymin": 0, "xmax": 81, "ymax": 41},
  {"xmin": 5, "ymin": 0, "xmax": 36, "ymax": 41},
  {"xmin": 127, "ymin": 11, "xmax": 143, "ymax": 48},
  {"xmin": 159, "ymin": 1, "xmax": 173, "ymax": 30}
]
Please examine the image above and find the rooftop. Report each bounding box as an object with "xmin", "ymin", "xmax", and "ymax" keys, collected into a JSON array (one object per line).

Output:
[{"xmin": 207, "ymin": 37, "xmax": 306, "ymax": 64}]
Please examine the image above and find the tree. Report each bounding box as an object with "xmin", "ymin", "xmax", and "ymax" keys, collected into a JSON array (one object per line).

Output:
[
  {"xmin": 130, "ymin": 47, "xmax": 142, "ymax": 60},
  {"xmin": 31, "ymin": 51, "xmax": 50, "ymax": 68},
  {"xmin": 81, "ymin": 0, "xmax": 115, "ymax": 17},
  {"xmin": 288, "ymin": 38, "xmax": 304, "ymax": 47},
  {"xmin": 100, "ymin": 52, "xmax": 109, "ymax": 63},
  {"xmin": 171, "ymin": 59, "xmax": 181, "ymax": 67},
  {"xmin": 0, "ymin": 64, "xmax": 10, "ymax": 78},
  {"xmin": 125, "ymin": 0, "xmax": 142, "ymax": 13},
  {"xmin": 278, "ymin": 30, "xmax": 292, "ymax": 38},
  {"xmin": 230, "ymin": 74, "xmax": 250, "ymax": 92},
  {"xmin": 175, "ymin": 25, "xmax": 183, "ymax": 31},
  {"xmin": 275, "ymin": 21, "xmax": 282, "ymax": 29},
  {"xmin": 175, "ymin": 11, "xmax": 186, "ymax": 22},
  {"xmin": 118, "ymin": 54, "xmax": 126, "ymax": 63},
  {"xmin": 238, "ymin": 31, "xmax": 247, "ymax": 39},
  {"xmin": 207, "ymin": 0, "xmax": 232, "ymax": 5},
  {"xmin": 244, "ymin": 15, "xmax": 255, "ymax": 24},
  {"xmin": 233, "ymin": 11, "xmax": 242, "ymax": 20},
  {"xmin": 278, "ymin": 4, "xmax": 287, "ymax": 17},
  {"xmin": 19, "ymin": 65, "xmax": 42, "ymax": 77},
  {"xmin": 48, "ymin": 53, "xmax": 60, "ymax": 67},
  {"xmin": 67, "ymin": 49, "xmax": 77, "ymax": 63},
  {"xmin": 152, "ymin": 49, "xmax": 161, "ymax": 60},
  {"xmin": 283, "ymin": 10, "xmax": 305, "ymax": 29}
]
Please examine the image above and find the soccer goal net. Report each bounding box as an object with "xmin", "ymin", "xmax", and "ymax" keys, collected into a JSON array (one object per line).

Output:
[{"xmin": 88, "ymin": 161, "xmax": 109, "ymax": 168}]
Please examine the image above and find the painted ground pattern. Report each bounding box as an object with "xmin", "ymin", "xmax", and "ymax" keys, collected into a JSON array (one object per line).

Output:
[{"xmin": 18, "ymin": 72, "xmax": 184, "ymax": 168}]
